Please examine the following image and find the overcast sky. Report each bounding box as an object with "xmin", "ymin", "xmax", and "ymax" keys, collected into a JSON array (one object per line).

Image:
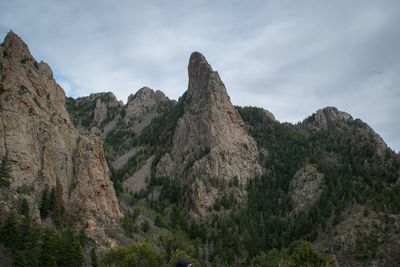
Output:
[{"xmin": 1, "ymin": 0, "xmax": 399, "ymax": 151}]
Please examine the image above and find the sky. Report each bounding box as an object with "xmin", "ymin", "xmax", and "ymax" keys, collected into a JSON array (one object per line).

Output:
[{"xmin": 0, "ymin": 0, "xmax": 399, "ymax": 152}]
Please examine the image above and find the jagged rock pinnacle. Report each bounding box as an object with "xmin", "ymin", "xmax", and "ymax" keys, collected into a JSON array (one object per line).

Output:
[
  {"xmin": 188, "ymin": 52, "xmax": 214, "ymax": 91},
  {"xmin": 157, "ymin": 52, "xmax": 262, "ymax": 217},
  {"xmin": 2, "ymin": 31, "xmax": 32, "ymax": 61}
]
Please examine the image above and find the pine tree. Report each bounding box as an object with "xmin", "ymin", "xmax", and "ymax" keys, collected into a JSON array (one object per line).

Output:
[
  {"xmin": 57, "ymin": 228, "xmax": 84, "ymax": 267},
  {"xmin": 39, "ymin": 185, "xmax": 50, "ymax": 219},
  {"xmin": 13, "ymin": 251, "xmax": 28, "ymax": 267},
  {"xmin": 91, "ymin": 248, "xmax": 99, "ymax": 267},
  {"xmin": 0, "ymin": 153, "xmax": 12, "ymax": 187},
  {"xmin": 39, "ymin": 229, "xmax": 59, "ymax": 267},
  {"xmin": 19, "ymin": 219, "xmax": 42, "ymax": 267},
  {"xmin": 20, "ymin": 198, "xmax": 29, "ymax": 218},
  {"xmin": 0, "ymin": 210, "xmax": 20, "ymax": 251}
]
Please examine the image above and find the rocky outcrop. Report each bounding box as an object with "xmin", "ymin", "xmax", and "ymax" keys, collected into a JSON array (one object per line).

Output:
[
  {"xmin": 123, "ymin": 87, "xmax": 171, "ymax": 133},
  {"xmin": 68, "ymin": 87, "xmax": 173, "ymax": 140},
  {"xmin": 289, "ymin": 164, "xmax": 324, "ymax": 213},
  {"xmin": 156, "ymin": 52, "xmax": 262, "ymax": 216},
  {"xmin": 123, "ymin": 155, "xmax": 154, "ymax": 193},
  {"xmin": 262, "ymin": 109, "xmax": 276, "ymax": 121},
  {"xmin": 300, "ymin": 107, "xmax": 388, "ymax": 158},
  {"xmin": 314, "ymin": 205, "xmax": 400, "ymax": 266},
  {"xmin": 67, "ymin": 92, "xmax": 123, "ymax": 138},
  {"xmin": 0, "ymin": 32, "xmax": 121, "ymax": 225},
  {"xmin": 301, "ymin": 107, "xmax": 352, "ymax": 131},
  {"xmin": 124, "ymin": 87, "xmax": 168, "ymax": 121}
]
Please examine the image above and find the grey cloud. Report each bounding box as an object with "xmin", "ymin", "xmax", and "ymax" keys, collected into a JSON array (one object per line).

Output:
[{"xmin": 0, "ymin": 0, "xmax": 399, "ymax": 151}]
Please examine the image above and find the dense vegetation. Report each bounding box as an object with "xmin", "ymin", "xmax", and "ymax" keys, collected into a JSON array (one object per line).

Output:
[
  {"xmin": 0, "ymin": 207, "xmax": 88, "ymax": 267},
  {"xmin": 57, "ymin": 95, "xmax": 400, "ymax": 266},
  {"xmin": 103, "ymin": 105, "xmax": 399, "ymax": 265}
]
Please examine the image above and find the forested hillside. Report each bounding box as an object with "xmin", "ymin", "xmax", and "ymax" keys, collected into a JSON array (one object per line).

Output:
[{"xmin": 64, "ymin": 94, "xmax": 400, "ymax": 266}]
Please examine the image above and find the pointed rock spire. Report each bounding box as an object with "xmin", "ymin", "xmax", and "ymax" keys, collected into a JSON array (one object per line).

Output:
[
  {"xmin": 2, "ymin": 31, "xmax": 32, "ymax": 61},
  {"xmin": 188, "ymin": 52, "xmax": 213, "ymax": 90},
  {"xmin": 156, "ymin": 52, "xmax": 262, "ymax": 217}
]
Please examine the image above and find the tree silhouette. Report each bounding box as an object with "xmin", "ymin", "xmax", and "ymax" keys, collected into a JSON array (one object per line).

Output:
[{"xmin": 0, "ymin": 153, "xmax": 12, "ymax": 187}]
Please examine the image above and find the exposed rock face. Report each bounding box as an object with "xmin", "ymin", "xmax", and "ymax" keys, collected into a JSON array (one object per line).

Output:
[
  {"xmin": 92, "ymin": 92, "xmax": 121, "ymax": 125},
  {"xmin": 262, "ymin": 109, "xmax": 276, "ymax": 121},
  {"xmin": 122, "ymin": 87, "xmax": 172, "ymax": 134},
  {"xmin": 314, "ymin": 205, "xmax": 400, "ymax": 266},
  {"xmin": 124, "ymin": 87, "xmax": 168, "ymax": 122},
  {"xmin": 111, "ymin": 148, "xmax": 137, "ymax": 170},
  {"xmin": 301, "ymin": 106, "xmax": 388, "ymax": 157},
  {"xmin": 123, "ymin": 155, "xmax": 154, "ymax": 193},
  {"xmin": 157, "ymin": 52, "xmax": 262, "ymax": 216},
  {"xmin": 289, "ymin": 164, "xmax": 324, "ymax": 213},
  {"xmin": 0, "ymin": 32, "xmax": 121, "ymax": 225},
  {"xmin": 303, "ymin": 106, "xmax": 352, "ymax": 131},
  {"xmin": 68, "ymin": 86, "xmax": 172, "ymax": 140},
  {"xmin": 67, "ymin": 92, "xmax": 123, "ymax": 138}
]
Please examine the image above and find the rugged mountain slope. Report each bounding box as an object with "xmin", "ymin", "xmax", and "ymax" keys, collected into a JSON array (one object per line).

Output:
[
  {"xmin": 237, "ymin": 106, "xmax": 400, "ymax": 266},
  {"xmin": 0, "ymin": 32, "xmax": 121, "ymax": 227},
  {"xmin": 156, "ymin": 52, "xmax": 262, "ymax": 216},
  {"xmin": 57, "ymin": 37, "xmax": 400, "ymax": 265},
  {"xmin": 67, "ymin": 52, "xmax": 263, "ymax": 218},
  {"xmin": 66, "ymin": 87, "xmax": 171, "ymax": 138}
]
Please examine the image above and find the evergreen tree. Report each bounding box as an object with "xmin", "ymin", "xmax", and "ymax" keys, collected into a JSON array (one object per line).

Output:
[
  {"xmin": 20, "ymin": 198, "xmax": 29, "ymax": 218},
  {"xmin": 0, "ymin": 153, "xmax": 12, "ymax": 187},
  {"xmin": 0, "ymin": 210, "xmax": 20, "ymax": 252},
  {"xmin": 49, "ymin": 187, "xmax": 55, "ymax": 212},
  {"xmin": 18, "ymin": 218, "xmax": 42, "ymax": 267},
  {"xmin": 39, "ymin": 185, "xmax": 50, "ymax": 219},
  {"xmin": 91, "ymin": 248, "xmax": 99, "ymax": 267},
  {"xmin": 58, "ymin": 228, "xmax": 84, "ymax": 267},
  {"xmin": 13, "ymin": 251, "xmax": 28, "ymax": 267},
  {"xmin": 39, "ymin": 229, "xmax": 59, "ymax": 267}
]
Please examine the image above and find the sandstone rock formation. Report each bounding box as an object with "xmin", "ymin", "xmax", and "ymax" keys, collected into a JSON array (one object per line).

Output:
[
  {"xmin": 0, "ymin": 31, "xmax": 121, "ymax": 225},
  {"xmin": 156, "ymin": 52, "xmax": 262, "ymax": 216}
]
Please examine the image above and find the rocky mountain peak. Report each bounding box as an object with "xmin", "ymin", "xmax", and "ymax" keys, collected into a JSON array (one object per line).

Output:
[
  {"xmin": 316, "ymin": 106, "xmax": 352, "ymax": 125},
  {"xmin": 124, "ymin": 86, "xmax": 169, "ymax": 121},
  {"xmin": 302, "ymin": 106, "xmax": 352, "ymax": 131},
  {"xmin": 300, "ymin": 106, "xmax": 388, "ymax": 157},
  {"xmin": 0, "ymin": 32, "xmax": 121, "ymax": 229},
  {"xmin": 127, "ymin": 86, "xmax": 167, "ymax": 104},
  {"xmin": 2, "ymin": 31, "xmax": 32, "ymax": 61},
  {"xmin": 88, "ymin": 92, "xmax": 120, "ymax": 106},
  {"xmin": 157, "ymin": 52, "xmax": 262, "ymax": 217},
  {"xmin": 188, "ymin": 52, "xmax": 213, "ymax": 90}
]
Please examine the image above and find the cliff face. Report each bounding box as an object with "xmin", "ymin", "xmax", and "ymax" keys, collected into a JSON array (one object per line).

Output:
[
  {"xmin": 157, "ymin": 52, "xmax": 262, "ymax": 216},
  {"xmin": 0, "ymin": 32, "xmax": 121, "ymax": 225}
]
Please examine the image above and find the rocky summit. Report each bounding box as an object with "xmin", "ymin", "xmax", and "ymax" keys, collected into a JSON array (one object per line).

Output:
[
  {"xmin": 157, "ymin": 52, "xmax": 262, "ymax": 216},
  {"xmin": 0, "ymin": 32, "xmax": 121, "ymax": 233},
  {"xmin": 1, "ymin": 32, "xmax": 399, "ymax": 267}
]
